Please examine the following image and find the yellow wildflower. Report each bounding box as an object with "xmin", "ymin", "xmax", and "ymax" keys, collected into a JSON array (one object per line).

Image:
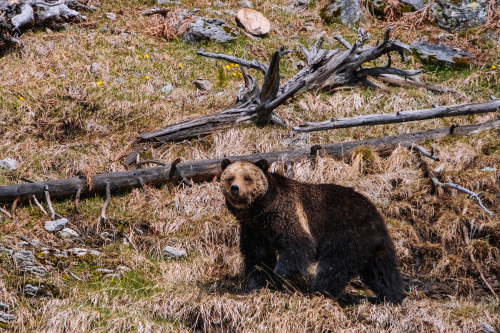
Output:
[
  {"xmin": 178, "ymin": 64, "xmax": 183, "ymax": 69},
  {"xmin": 145, "ymin": 54, "xmax": 149, "ymax": 58},
  {"xmin": 19, "ymin": 96, "xmax": 24, "ymax": 100},
  {"xmin": 226, "ymin": 65, "xmax": 230, "ymax": 70},
  {"xmin": 145, "ymin": 76, "xmax": 150, "ymax": 79},
  {"xmin": 232, "ymin": 72, "xmax": 237, "ymax": 77},
  {"xmin": 363, "ymin": 62, "xmax": 369, "ymax": 66},
  {"xmin": 138, "ymin": 55, "xmax": 143, "ymax": 59},
  {"xmin": 96, "ymin": 81, "xmax": 103, "ymax": 86},
  {"xmin": 492, "ymin": 65, "xmax": 497, "ymax": 70},
  {"xmin": 235, "ymin": 64, "xmax": 239, "ymax": 67},
  {"xmin": 49, "ymin": 68, "xmax": 53, "ymax": 72},
  {"xmin": 230, "ymin": 63, "xmax": 234, "ymax": 67},
  {"xmin": 238, "ymin": 72, "xmax": 242, "ymax": 77}
]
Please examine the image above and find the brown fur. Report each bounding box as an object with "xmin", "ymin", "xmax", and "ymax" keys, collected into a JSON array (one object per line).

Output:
[{"xmin": 220, "ymin": 159, "xmax": 406, "ymax": 303}]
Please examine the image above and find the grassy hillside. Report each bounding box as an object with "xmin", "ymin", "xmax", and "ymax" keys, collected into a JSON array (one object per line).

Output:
[{"xmin": 0, "ymin": 0, "xmax": 499, "ymax": 331}]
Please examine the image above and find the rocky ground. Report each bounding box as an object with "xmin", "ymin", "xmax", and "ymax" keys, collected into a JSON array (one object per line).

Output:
[{"xmin": 0, "ymin": 0, "xmax": 499, "ymax": 332}]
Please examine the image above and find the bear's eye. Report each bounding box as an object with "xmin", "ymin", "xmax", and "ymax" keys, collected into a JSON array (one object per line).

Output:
[
  {"xmin": 226, "ymin": 177, "xmax": 234, "ymax": 182},
  {"xmin": 244, "ymin": 177, "xmax": 252, "ymax": 182}
]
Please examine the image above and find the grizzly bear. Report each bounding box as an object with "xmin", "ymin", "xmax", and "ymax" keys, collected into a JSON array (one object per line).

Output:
[{"xmin": 220, "ymin": 159, "xmax": 406, "ymax": 303}]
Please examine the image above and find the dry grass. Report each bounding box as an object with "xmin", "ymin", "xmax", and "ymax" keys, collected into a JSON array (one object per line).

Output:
[{"xmin": 0, "ymin": 0, "xmax": 499, "ymax": 332}]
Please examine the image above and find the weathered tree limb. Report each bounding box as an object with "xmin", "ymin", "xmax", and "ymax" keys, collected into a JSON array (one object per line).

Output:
[
  {"xmin": 411, "ymin": 144, "xmax": 440, "ymax": 161},
  {"xmin": 0, "ymin": 0, "xmax": 85, "ymax": 50},
  {"xmin": 139, "ymin": 28, "xmax": 430, "ymax": 144},
  {"xmin": 294, "ymin": 99, "xmax": 500, "ymax": 132},
  {"xmin": 140, "ymin": 48, "xmax": 305, "ymax": 142},
  {"xmin": 1, "ymin": 121, "xmax": 499, "ymax": 206},
  {"xmin": 375, "ymin": 74, "xmax": 458, "ymax": 94}
]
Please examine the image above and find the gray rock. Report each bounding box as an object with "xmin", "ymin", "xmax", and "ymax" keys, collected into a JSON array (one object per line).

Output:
[
  {"xmin": 411, "ymin": 41, "xmax": 470, "ymax": 66},
  {"xmin": 162, "ymin": 245, "xmax": 187, "ymax": 259},
  {"xmin": 0, "ymin": 302, "xmax": 9, "ymax": 311},
  {"xmin": 432, "ymin": 0, "xmax": 489, "ymax": 32},
  {"xmin": 182, "ymin": 18, "xmax": 238, "ymax": 43},
  {"xmin": 0, "ymin": 311, "xmax": 16, "ymax": 323},
  {"xmin": 160, "ymin": 83, "xmax": 173, "ymax": 94},
  {"xmin": 96, "ymin": 268, "xmax": 114, "ymax": 274},
  {"xmin": 58, "ymin": 228, "xmax": 79, "ymax": 239},
  {"xmin": 13, "ymin": 251, "xmax": 35, "ymax": 268},
  {"xmin": 224, "ymin": 9, "xmax": 236, "ymax": 16},
  {"xmin": 21, "ymin": 266, "xmax": 48, "ymax": 276},
  {"xmin": 482, "ymin": 167, "xmax": 497, "ymax": 172},
  {"xmin": 213, "ymin": 0, "xmax": 225, "ymax": 8},
  {"xmin": 193, "ymin": 78, "xmax": 212, "ymax": 91},
  {"xmin": 320, "ymin": 0, "xmax": 362, "ymax": 26},
  {"xmin": 106, "ymin": 12, "xmax": 116, "ymax": 20},
  {"xmin": 481, "ymin": 323, "xmax": 495, "ymax": 333},
  {"xmin": 31, "ymin": 240, "xmax": 41, "ymax": 247},
  {"xmin": 0, "ymin": 158, "xmax": 18, "ymax": 170},
  {"xmin": 0, "ymin": 248, "xmax": 13, "ymax": 256},
  {"xmin": 23, "ymin": 284, "xmax": 39, "ymax": 297},
  {"xmin": 67, "ymin": 248, "xmax": 100, "ymax": 257},
  {"xmin": 91, "ymin": 62, "xmax": 100, "ymax": 73},
  {"xmin": 238, "ymin": 0, "xmax": 253, "ymax": 8},
  {"xmin": 44, "ymin": 218, "xmax": 69, "ymax": 232},
  {"xmin": 400, "ymin": 0, "xmax": 425, "ymax": 11},
  {"xmin": 158, "ymin": 0, "xmax": 182, "ymax": 4},
  {"xmin": 18, "ymin": 241, "xmax": 30, "ymax": 247},
  {"xmin": 116, "ymin": 266, "xmax": 130, "ymax": 272}
]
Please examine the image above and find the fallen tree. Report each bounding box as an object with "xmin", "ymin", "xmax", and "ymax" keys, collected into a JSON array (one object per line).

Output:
[
  {"xmin": 294, "ymin": 99, "xmax": 500, "ymax": 132},
  {"xmin": 0, "ymin": 0, "xmax": 87, "ymax": 48},
  {"xmin": 1, "ymin": 120, "xmax": 499, "ymax": 207},
  {"xmin": 139, "ymin": 28, "xmax": 433, "ymax": 143}
]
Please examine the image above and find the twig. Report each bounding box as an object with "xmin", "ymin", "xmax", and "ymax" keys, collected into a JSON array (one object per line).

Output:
[
  {"xmin": 417, "ymin": 156, "xmax": 494, "ymax": 217},
  {"xmin": 124, "ymin": 233, "xmax": 138, "ymax": 252},
  {"xmin": 0, "ymin": 206, "xmax": 12, "ymax": 219},
  {"xmin": 74, "ymin": 186, "xmax": 82, "ymax": 214},
  {"xmin": 32, "ymin": 195, "xmax": 48, "ymax": 216},
  {"xmin": 68, "ymin": 270, "xmax": 83, "ymax": 281},
  {"xmin": 44, "ymin": 186, "xmax": 56, "ymax": 220},
  {"xmin": 11, "ymin": 198, "xmax": 19, "ymax": 217},
  {"xmin": 463, "ymin": 226, "xmax": 497, "ymax": 297},
  {"xmin": 334, "ymin": 34, "xmax": 352, "ymax": 49},
  {"xmin": 411, "ymin": 144, "xmax": 440, "ymax": 161}
]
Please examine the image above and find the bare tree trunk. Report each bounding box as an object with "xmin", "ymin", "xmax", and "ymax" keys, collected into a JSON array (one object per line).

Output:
[
  {"xmin": 294, "ymin": 99, "xmax": 500, "ymax": 132},
  {"xmin": 1, "ymin": 120, "xmax": 498, "ymax": 205}
]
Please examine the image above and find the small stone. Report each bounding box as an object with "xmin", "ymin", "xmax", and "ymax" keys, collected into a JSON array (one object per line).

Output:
[
  {"xmin": 238, "ymin": 0, "xmax": 253, "ymax": 8},
  {"xmin": 482, "ymin": 167, "xmax": 497, "ymax": 172},
  {"xmin": 183, "ymin": 17, "xmax": 239, "ymax": 43},
  {"xmin": 0, "ymin": 311, "xmax": 16, "ymax": 323},
  {"xmin": 320, "ymin": 0, "xmax": 362, "ymax": 26},
  {"xmin": 23, "ymin": 284, "xmax": 39, "ymax": 297},
  {"xmin": 58, "ymin": 228, "xmax": 79, "ymax": 239},
  {"xmin": 158, "ymin": 0, "xmax": 182, "ymax": 4},
  {"xmin": 96, "ymin": 268, "xmax": 115, "ymax": 274},
  {"xmin": 0, "ymin": 302, "xmax": 9, "ymax": 311},
  {"xmin": 0, "ymin": 158, "xmax": 18, "ymax": 170},
  {"xmin": 480, "ymin": 323, "xmax": 495, "ymax": 333},
  {"xmin": 432, "ymin": 0, "xmax": 489, "ymax": 32},
  {"xmin": 116, "ymin": 266, "xmax": 130, "ymax": 272},
  {"xmin": 224, "ymin": 9, "xmax": 236, "ymax": 15},
  {"xmin": 14, "ymin": 251, "xmax": 35, "ymax": 267},
  {"xmin": 213, "ymin": 0, "xmax": 225, "ymax": 8},
  {"xmin": 236, "ymin": 9, "xmax": 271, "ymax": 36},
  {"xmin": 31, "ymin": 240, "xmax": 41, "ymax": 247},
  {"xmin": 104, "ymin": 273, "xmax": 121, "ymax": 280},
  {"xmin": 160, "ymin": 83, "xmax": 173, "ymax": 94},
  {"xmin": 193, "ymin": 78, "xmax": 212, "ymax": 91},
  {"xmin": 400, "ymin": 0, "xmax": 424, "ymax": 11},
  {"xmin": 162, "ymin": 245, "xmax": 187, "ymax": 259},
  {"xmin": 91, "ymin": 62, "xmax": 100, "ymax": 73},
  {"xmin": 106, "ymin": 12, "xmax": 116, "ymax": 20},
  {"xmin": 67, "ymin": 248, "xmax": 100, "ymax": 257},
  {"xmin": 18, "ymin": 241, "xmax": 30, "ymax": 247},
  {"xmin": 44, "ymin": 218, "xmax": 68, "ymax": 232},
  {"xmin": 21, "ymin": 266, "xmax": 48, "ymax": 276},
  {"xmin": 297, "ymin": 60, "xmax": 305, "ymax": 69},
  {"xmin": 0, "ymin": 248, "xmax": 13, "ymax": 256}
]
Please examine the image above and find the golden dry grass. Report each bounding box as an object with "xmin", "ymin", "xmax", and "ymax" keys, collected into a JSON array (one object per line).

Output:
[{"xmin": 0, "ymin": 0, "xmax": 499, "ymax": 332}]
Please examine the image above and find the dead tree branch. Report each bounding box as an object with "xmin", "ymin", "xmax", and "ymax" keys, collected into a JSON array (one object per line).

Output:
[
  {"xmin": 139, "ymin": 28, "xmax": 433, "ymax": 144},
  {"xmin": 294, "ymin": 99, "xmax": 500, "ymax": 132},
  {"xmin": 417, "ymin": 152, "xmax": 495, "ymax": 217},
  {"xmin": 411, "ymin": 144, "xmax": 440, "ymax": 161},
  {"xmin": 1, "ymin": 121, "xmax": 499, "ymax": 205}
]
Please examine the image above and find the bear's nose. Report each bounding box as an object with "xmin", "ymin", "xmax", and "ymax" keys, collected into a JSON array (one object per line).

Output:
[{"xmin": 230, "ymin": 184, "xmax": 239, "ymax": 195}]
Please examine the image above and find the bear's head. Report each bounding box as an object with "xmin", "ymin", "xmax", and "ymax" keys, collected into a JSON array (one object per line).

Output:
[{"xmin": 220, "ymin": 159, "xmax": 270, "ymax": 209}]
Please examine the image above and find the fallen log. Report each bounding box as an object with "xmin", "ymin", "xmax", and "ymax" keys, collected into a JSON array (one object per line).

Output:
[
  {"xmin": 1, "ymin": 120, "xmax": 499, "ymax": 206},
  {"xmin": 139, "ymin": 28, "xmax": 427, "ymax": 143},
  {"xmin": 294, "ymin": 99, "xmax": 500, "ymax": 132}
]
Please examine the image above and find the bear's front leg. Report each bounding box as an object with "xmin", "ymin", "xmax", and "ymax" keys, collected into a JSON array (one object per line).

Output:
[
  {"xmin": 240, "ymin": 223, "xmax": 277, "ymax": 293},
  {"xmin": 273, "ymin": 234, "xmax": 316, "ymax": 288}
]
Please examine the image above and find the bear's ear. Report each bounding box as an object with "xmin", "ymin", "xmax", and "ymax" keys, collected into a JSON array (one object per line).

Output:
[
  {"xmin": 221, "ymin": 159, "xmax": 232, "ymax": 171},
  {"xmin": 254, "ymin": 159, "xmax": 270, "ymax": 173}
]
